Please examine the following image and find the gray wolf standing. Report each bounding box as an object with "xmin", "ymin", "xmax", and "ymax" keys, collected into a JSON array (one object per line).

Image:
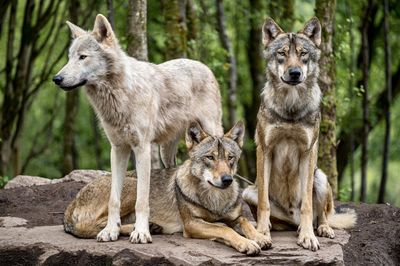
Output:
[
  {"xmin": 64, "ymin": 122, "xmax": 271, "ymax": 255},
  {"xmin": 242, "ymin": 17, "xmax": 356, "ymax": 251},
  {"xmin": 53, "ymin": 14, "xmax": 223, "ymax": 244}
]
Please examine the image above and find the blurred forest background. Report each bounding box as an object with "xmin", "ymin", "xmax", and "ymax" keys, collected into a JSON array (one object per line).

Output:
[{"xmin": 0, "ymin": 0, "xmax": 399, "ymax": 206}]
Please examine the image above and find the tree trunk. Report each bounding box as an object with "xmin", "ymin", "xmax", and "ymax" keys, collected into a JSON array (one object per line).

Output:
[
  {"xmin": 216, "ymin": 0, "xmax": 237, "ymax": 127},
  {"xmin": 186, "ymin": 0, "xmax": 199, "ymax": 59},
  {"xmin": 242, "ymin": 0, "xmax": 265, "ymax": 180},
  {"xmin": 336, "ymin": 1, "xmax": 379, "ymax": 182},
  {"xmin": 127, "ymin": 0, "xmax": 148, "ymax": 60},
  {"xmin": 268, "ymin": 0, "xmax": 294, "ymax": 31},
  {"xmin": 345, "ymin": 0, "xmax": 356, "ymax": 201},
  {"xmin": 162, "ymin": 0, "xmax": 187, "ymax": 59},
  {"xmin": 360, "ymin": 0, "xmax": 373, "ymax": 203},
  {"xmin": 62, "ymin": 0, "xmax": 81, "ymax": 175},
  {"xmin": 315, "ymin": 0, "xmax": 338, "ymax": 196},
  {"xmin": 107, "ymin": 0, "xmax": 115, "ymax": 29},
  {"xmin": 378, "ymin": 0, "xmax": 391, "ymax": 204},
  {"xmin": 337, "ymin": 64, "xmax": 400, "ymax": 183},
  {"xmin": 127, "ymin": 0, "xmax": 162, "ymax": 169}
]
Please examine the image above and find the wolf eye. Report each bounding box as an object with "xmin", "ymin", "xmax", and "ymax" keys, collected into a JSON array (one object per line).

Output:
[
  {"xmin": 277, "ymin": 51, "xmax": 286, "ymax": 56},
  {"xmin": 205, "ymin": 155, "xmax": 215, "ymax": 161},
  {"xmin": 228, "ymin": 156, "xmax": 235, "ymax": 161},
  {"xmin": 79, "ymin": 55, "xmax": 87, "ymax": 60},
  {"xmin": 300, "ymin": 51, "xmax": 308, "ymax": 56}
]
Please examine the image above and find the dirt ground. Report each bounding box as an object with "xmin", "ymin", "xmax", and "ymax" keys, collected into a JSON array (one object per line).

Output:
[{"xmin": 0, "ymin": 181, "xmax": 399, "ymax": 265}]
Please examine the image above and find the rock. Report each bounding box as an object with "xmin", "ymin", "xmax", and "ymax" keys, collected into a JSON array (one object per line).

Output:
[
  {"xmin": 4, "ymin": 170, "xmax": 110, "ymax": 189},
  {"xmin": 4, "ymin": 175, "xmax": 51, "ymax": 189},
  {"xmin": 0, "ymin": 216, "xmax": 28, "ymax": 227},
  {"xmin": 2, "ymin": 173, "xmax": 398, "ymax": 265},
  {"xmin": 54, "ymin": 169, "xmax": 110, "ymax": 184},
  {"xmin": 0, "ymin": 225, "xmax": 350, "ymax": 265}
]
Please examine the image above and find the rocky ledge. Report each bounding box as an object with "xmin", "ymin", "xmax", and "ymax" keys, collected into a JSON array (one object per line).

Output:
[{"xmin": 0, "ymin": 170, "xmax": 399, "ymax": 265}]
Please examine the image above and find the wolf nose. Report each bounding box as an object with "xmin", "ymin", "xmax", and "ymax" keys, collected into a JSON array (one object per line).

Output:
[
  {"xmin": 288, "ymin": 68, "xmax": 301, "ymax": 80},
  {"xmin": 52, "ymin": 75, "xmax": 63, "ymax": 85},
  {"xmin": 221, "ymin": 175, "xmax": 233, "ymax": 187}
]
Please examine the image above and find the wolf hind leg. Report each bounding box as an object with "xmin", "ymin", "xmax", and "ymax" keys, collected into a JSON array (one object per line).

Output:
[
  {"xmin": 242, "ymin": 185, "xmax": 295, "ymax": 229},
  {"xmin": 160, "ymin": 137, "xmax": 179, "ymax": 168}
]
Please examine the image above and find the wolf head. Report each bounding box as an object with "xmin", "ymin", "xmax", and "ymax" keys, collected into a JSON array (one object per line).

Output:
[
  {"xmin": 53, "ymin": 14, "xmax": 121, "ymax": 91},
  {"xmin": 185, "ymin": 121, "xmax": 244, "ymax": 189},
  {"xmin": 263, "ymin": 17, "xmax": 321, "ymax": 87}
]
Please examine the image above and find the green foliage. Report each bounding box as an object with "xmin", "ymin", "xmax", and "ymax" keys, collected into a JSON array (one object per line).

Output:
[{"xmin": 0, "ymin": 176, "xmax": 10, "ymax": 189}]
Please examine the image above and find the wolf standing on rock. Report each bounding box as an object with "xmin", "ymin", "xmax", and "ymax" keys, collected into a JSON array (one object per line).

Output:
[
  {"xmin": 243, "ymin": 17, "xmax": 356, "ymax": 251},
  {"xmin": 53, "ymin": 14, "xmax": 223, "ymax": 244}
]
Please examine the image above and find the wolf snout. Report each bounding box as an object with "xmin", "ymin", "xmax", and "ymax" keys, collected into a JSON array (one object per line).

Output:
[
  {"xmin": 52, "ymin": 75, "xmax": 63, "ymax": 85},
  {"xmin": 288, "ymin": 67, "xmax": 302, "ymax": 81},
  {"xmin": 221, "ymin": 174, "xmax": 233, "ymax": 187}
]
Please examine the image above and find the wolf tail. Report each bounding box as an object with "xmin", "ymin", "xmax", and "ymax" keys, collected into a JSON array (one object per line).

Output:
[
  {"xmin": 327, "ymin": 207, "xmax": 357, "ymax": 229},
  {"xmin": 314, "ymin": 168, "xmax": 357, "ymax": 229}
]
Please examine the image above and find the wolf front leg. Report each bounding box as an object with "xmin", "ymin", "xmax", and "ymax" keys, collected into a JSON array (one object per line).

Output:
[
  {"xmin": 97, "ymin": 144, "xmax": 131, "ymax": 242},
  {"xmin": 183, "ymin": 219, "xmax": 261, "ymax": 255},
  {"xmin": 130, "ymin": 142, "xmax": 152, "ymax": 244},
  {"xmin": 256, "ymin": 145, "xmax": 272, "ymax": 241},
  {"xmin": 233, "ymin": 216, "xmax": 272, "ymax": 249},
  {"xmin": 297, "ymin": 146, "xmax": 320, "ymax": 251}
]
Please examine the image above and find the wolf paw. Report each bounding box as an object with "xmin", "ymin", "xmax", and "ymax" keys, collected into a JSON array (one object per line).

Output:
[
  {"xmin": 317, "ymin": 224, "xmax": 335, "ymax": 239},
  {"xmin": 129, "ymin": 229, "xmax": 152, "ymax": 244},
  {"xmin": 297, "ymin": 231, "xmax": 320, "ymax": 251},
  {"xmin": 252, "ymin": 232, "xmax": 272, "ymax": 250},
  {"xmin": 235, "ymin": 239, "xmax": 261, "ymax": 256},
  {"xmin": 97, "ymin": 225, "xmax": 120, "ymax": 242}
]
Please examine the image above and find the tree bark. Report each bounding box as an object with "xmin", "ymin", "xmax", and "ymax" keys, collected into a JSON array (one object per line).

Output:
[
  {"xmin": 127, "ymin": 0, "xmax": 162, "ymax": 168},
  {"xmin": 216, "ymin": 0, "xmax": 237, "ymax": 127},
  {"xmin": 62, "ymin": 0, "xmax": 81, "ymax": 175},
  {"xmin": 107, "ymin": 0, "xmax": 115, "ymax": 29},
  {"xmin": 186, "ymin": 0, "xmax": 199, "ymax": 59},
  {"xmin": 315, "ymin": 0, "xmax": 338, "ymax": 196},
  {"xmin": 162, "ymin": 0, "xmax": 187, "ymax": 59},
  {"xmin": 268, "ymin": 0, "xmax": 294, "ymax": 31},
  {"xmin": 242, "ymin": 0, "xmax": 265, "ymax": 180},
  {"xmin": 378, "ymin": 0, "xmax": 391, "ymax": 203},
  {"xmin": 360, "ymin": 0, "xmax": 374, "ymax": 203},
  {"xmin": 127, "ymin": 0, "xmax": 148, "ymax": 60}
]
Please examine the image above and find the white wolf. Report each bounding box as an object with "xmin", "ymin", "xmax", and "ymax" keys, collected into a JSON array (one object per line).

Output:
[{"xmin": 53, "ymin": 14, "xmax": 223, "ymax": 244}]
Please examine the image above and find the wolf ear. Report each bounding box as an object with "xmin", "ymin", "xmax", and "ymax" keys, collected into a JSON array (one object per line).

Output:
[
  {"xmin": 262, "ymin": 18, "xmax": 284, "ymax": 47},
  {"xmin": 300, "ymin": 17, "xmax": 321, "ymax": 47},
  {"xmin": 66, "ymin": 21, "xmax": 86, "ymax": 39},
  {"xmin": 92, "ymin": 14, "xmax": 116, "ymax": 47},
  {"xmin": 186, "ymin": 122, "xmax": 208, "ymax": 150},
  {"xmin": 225, "ymin": 121, "xmax": 245, "ymax": 148}
]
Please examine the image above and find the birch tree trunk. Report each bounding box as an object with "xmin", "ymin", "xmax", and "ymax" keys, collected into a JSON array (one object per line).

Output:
[{"xmin": 315, "ymin": 0, "xmax": 338, "ymax": 196}]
